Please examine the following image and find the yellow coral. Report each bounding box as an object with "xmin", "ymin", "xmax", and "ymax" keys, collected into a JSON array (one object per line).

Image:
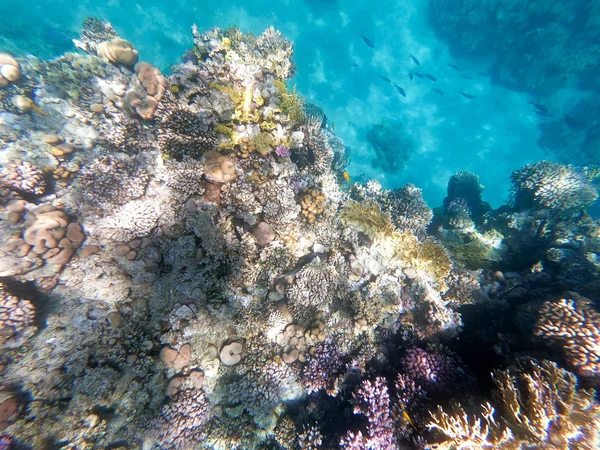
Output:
[
  {"xmin": 340, "ymin": 200, "xmax": 451, "ymax": 291},
  {"xmin": 274, "ymin": 80, "xmax": 305, "ymax": 123},
  {"xmin": 253, "ymin": 132, "xmax": 274, "ymax": 156},
  {"xmin": 339, "ymin": 200, "xmax": 394, "ymax": 242}
]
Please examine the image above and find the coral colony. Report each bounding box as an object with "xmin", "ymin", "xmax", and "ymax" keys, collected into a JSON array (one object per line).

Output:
[{"xmin": 0, "ymin": 16, "xmax": 599, "ymax": 450}]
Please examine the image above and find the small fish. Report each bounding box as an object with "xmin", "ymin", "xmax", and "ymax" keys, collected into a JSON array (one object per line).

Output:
[
  {"xmin": 447, "ymin": 63, "xmax": 460, "ymax": 70},
  {"xmin": 459, "ymin": 74, "xmax": 473, "ymax": 80},
  {"xmin": 330, "ymin": 121, "xmax": 336, "ymax": 131},
  {"xmin": 31, "ymin": 103, "xmax": 48, "ymax": 116},
  {"xmin": 409, "ymin": 71, "xmax": 414, "ymax": 80},
  {"xmin": 478, "ymin": 70, "xmax": 491, "ymax": 77},
  {"xmin": 360, "ymin": 34, "xmax": 375, "ymax": 48},
  {"xmin": 412, "ymin": 72, "xmax": 424, "ymax": 79},
  {"xmin": 343, "ymin": 171, "xmax": 351, "ymax": 183},
  {"xmin": 348, "ymin": 121, "xmax": 354, "ymax": 127},
  {"xmin": 393, "ymin": 83, "xmax": 406, "ymax": 97},
  {"xmin": 423, "ymin": 73, "xmax": 437, "ymax": 82},
  {"xmin": 432, "ymin": 88, "xmax": 444, "ymax": 95},
  {"xmin": 529, "ymin": 102, "xmax": 548, "ymax": 115},
  {"xmin": 379, "ymin": 75, "xmax": 392, "ymax": 83},
  {"xmin": 403, "ymin": 410, "xmax": 416, "ymax": 429},
  {"xmin": 409, "ymin": 53, "xmax": 420, "ymax": 66},
  {"xmin": 350, "ymin": 62, "xmax": 360, "ymax": 68},
  {"xmin": 460, "ymin": 91, "xmax": 475, "ymax": 99}
]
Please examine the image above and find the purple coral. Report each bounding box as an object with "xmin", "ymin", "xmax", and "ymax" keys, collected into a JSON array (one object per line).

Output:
[
  {"xmin": 340, "ymin": 377, "xmax": 397, "ymax": 450},
  {"xmin": 401, "ymin": 347, "xmax": 463, "ymax": 394},
  {"xmin": 301, "ymin": 338, "xmax": 347, "ymax": 394},
  {"xmin": 275, "ymin": 144, "xmax": 290, "ymax": 158}
]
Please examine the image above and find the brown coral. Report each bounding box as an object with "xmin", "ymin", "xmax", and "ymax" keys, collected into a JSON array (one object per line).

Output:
[
  {"xmin": 125, "ymin": 62, "xmax": 167, "ymax": 119},
  {"xmin": 0, "ymin": 53, "xmax": 21, "ymax": 88},
  {"xmin": 203, "ymin": 151, "xmax": 237, "ymax": 183},
  {"xmin": 97, "ymin": 38, "xmax": 139, "ymax": 67}
]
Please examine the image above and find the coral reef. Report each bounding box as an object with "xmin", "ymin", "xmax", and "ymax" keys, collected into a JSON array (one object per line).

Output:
[{"xmin": 1, "ymin": 16, "xmax": 600, "ymax": 450}]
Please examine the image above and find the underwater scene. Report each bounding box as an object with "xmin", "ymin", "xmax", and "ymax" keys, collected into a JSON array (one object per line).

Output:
[{"xmin": 1, "ymin": 0, "xmax": 600, "ymax": 448}]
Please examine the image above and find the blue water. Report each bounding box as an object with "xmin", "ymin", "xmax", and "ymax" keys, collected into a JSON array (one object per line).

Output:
[{"xmin": 0, "ymin": 0, "xmax": 559, "ymax": 209}]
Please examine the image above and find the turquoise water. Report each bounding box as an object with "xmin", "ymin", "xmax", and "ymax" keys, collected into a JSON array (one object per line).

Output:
[{"xmin": 0, "ymin": 0, "xmax": 557, "ymax": 207}]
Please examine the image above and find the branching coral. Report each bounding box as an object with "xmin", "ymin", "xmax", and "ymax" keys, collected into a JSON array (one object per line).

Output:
[
  {"xmin": 511, "ymin": 161, "xmax": 598, "ymax": 211},
  {"xmin": 535, "ymin": 294, "xmax": 600, "ymax": 378},
  {"xmin": 427, "ymin": 359, "xmax": 600, "ymax": 449},
  {"xmin": 340, "ymin": 377, "xmax": 397, "ymax": 450},
  {"xmin": 0, "ymin": 281, "xmax": 36, "ymax": 347}
]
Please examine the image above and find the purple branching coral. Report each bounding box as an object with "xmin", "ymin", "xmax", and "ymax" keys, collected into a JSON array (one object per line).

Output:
[
  {"xmin": 401, "ymin": 347, "xmax": 463, "ymax": 394},
  {"xmin": 340, "ymin": 377, "xmax": 397, "ymax": 450},
  {"xmin": 301, "ymin": 338, "xmax": 348, "ymax": 395},
  {"xmin": 275, "ymin": 144, "xmax": 290, "ymax": 158}
]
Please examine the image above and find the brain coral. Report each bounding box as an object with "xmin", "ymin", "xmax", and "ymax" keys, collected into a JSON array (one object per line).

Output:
[{"xmin": 0, "ymin": 282, "xmax": 36, "ymax": 347}]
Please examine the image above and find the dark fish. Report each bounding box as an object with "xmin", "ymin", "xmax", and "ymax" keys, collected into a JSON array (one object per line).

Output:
[
  {"xmin": 529, "ymin": 102, "xmax": 548, "ymax": 114},
  {"xmin": 409, "ymin": 53, "xmax": 420, "ymax": 66},
  {"xmin": 459, "ymin": 74, "xmax": 472, "ymax": 79},
  {"xmin": 409, "ymin": 71, "xmax": 414, "ymax": 80},
  {"xmin": 447, "ymin": 63, "xmax": 460, "ymax": 70},
  {"xmin": 379, "ymin": 75, "xmax": 392, "ymax": 83},
  {"xmin": 478, "ymin": 70, "xmax": 491, "ymax": 77},
  {"xmin": 393, "ymin": 83, "xmax": 406, "ymax": 97},
  {"xmin": 460, "ymin": 91, "xmax": 475, "ymax": 99},
  {"xmin": 423, "ymin": 73, "xmax": 437, "ymax": 82},
  {"xmin": 432, "ymin": 88, "xmax": 444, "ymax": 95},
  {"xmin": 350, "ymin": 62, "xmax": 360, "ymax": 68},
  {"xmin": 360, "ymin": 34, "xmax": 375, "ymax": 48},
  {"xmin": 413, "ymin": 72, "xmax": 424, "ymax": 79}
]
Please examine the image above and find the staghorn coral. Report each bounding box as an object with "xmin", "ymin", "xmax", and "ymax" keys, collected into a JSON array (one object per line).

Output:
[
  {"xmin": 511, "ymin": 161, "xmax": 598, "ymax": 211},
  {"xmin": 427, "ymin": 359, "xmax": 600, "ymax": 449},
  {"xmin": 340, "ymin": 377, "xmax": 397, "ymax": 450},
  {"xmin": 0, "ymin": 281, "xmax": 36, "ymax": 347},
  {"xmin": 535, "ymin": 294, "xmax": 600, "ymax": 378},
  {"xmin": 0, "ymin": 160, "xmax": 46, "ymax": 196},
  {"xmin": 74, "ymin": 17, "xmax": 119, "ymax": 54}
]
